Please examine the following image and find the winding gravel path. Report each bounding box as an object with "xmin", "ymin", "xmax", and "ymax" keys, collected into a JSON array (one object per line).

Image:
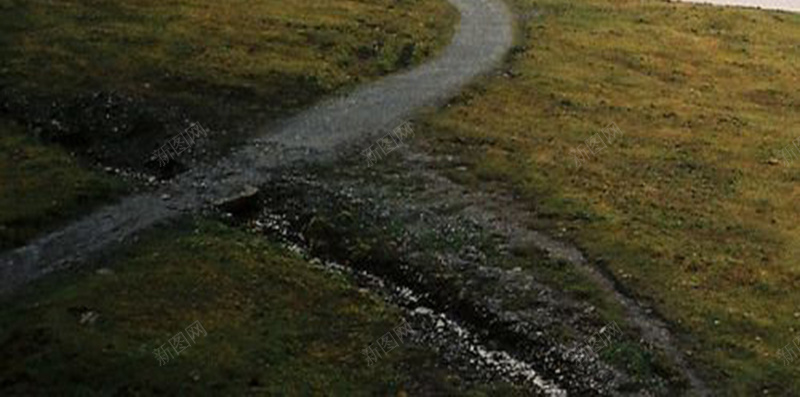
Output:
[{"xmin": 0, "ymin": 0, "xmax": 513, "ymax": 294}]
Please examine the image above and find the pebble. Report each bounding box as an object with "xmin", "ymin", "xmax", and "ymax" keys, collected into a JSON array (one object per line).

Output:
[
  {"xmin": 96, "ymin": 268, "xmax": 114, "ymax": 276},
  {"xmin": 414, "ymin": 307, "xmax": 434, "ymax": 316},
  {"xmin": 79, "ymin": 311, "xmax": 99, "ymax": 325}
]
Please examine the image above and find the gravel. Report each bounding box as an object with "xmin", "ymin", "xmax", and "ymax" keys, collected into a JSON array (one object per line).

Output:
[{"xmin": 0, "ymin": 0, "xmax": 513, "ymax": 295}]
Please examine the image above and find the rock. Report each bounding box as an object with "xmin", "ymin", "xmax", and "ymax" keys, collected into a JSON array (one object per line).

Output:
[
  {"xmin": 414, "ymin": 307, "xmax": 434, "ymax": 316},
  {"xmin": 213, "ymin": 185, "xmax": 260, "ymax": 215},
  {"xmin": 79, "ymin": 311, "xmax": 99, "ymax": 325},
  {"xmin": 767, "ymin": 158, "xmax": 780, "ymax": 165}
]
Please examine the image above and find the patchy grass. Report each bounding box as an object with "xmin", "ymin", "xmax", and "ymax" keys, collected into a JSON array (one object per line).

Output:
[
  {"xmin": 419, "ymin": 0, "xmax": 800, "ymax": 394},
  {"xmin": 0, "ymin": 0, "xmax": 457, "ymax": 249},
  {"xmin": 241, "ymin": 170, "xmax": 688, "ymax": 393},
  {"xmin": 0, "ymin": 120, "xmax": 124, "ymax": 250},
  {"xmin": 0, "ymin": 219, "xmax": 524, "ymax": 396}
]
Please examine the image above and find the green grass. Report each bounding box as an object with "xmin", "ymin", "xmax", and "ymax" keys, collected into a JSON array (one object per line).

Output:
[
  {"xmin": 419, "ymin": 0, "xmax": 800, "ymax": 394},
  {"xmin": 0, "ymin": 0, "xmax": 457, "ymax": 249},
  {"xmin": 0, "ymin": 0, "xmax": 456, "ymax": 102},
  {"xmin": 0, "ymin": 120, "xmax": 124, "ymax": 250},
  {"xmin": 0, "ymin": 218, "xmax": 524, "ymax": 396}
]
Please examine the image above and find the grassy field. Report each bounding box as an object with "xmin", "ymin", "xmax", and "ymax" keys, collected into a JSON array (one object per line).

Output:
[
  {"xmin": 0, "ymin": 218, "xmax": 525, "ymax": 396},
  {"xmin": 0, "ymin": 0, "xmax": 456, "ymax": 249},
  {"xmin": 0, "ymin": 120, "xmax": 124, "ymax": 250},
  {"xmin": 0, "ymin": 0, "xmax": 456, "ymax": 106},
  {"xmin": 418, "ymin": 0, "xmax": 800, "ymax": 394}
]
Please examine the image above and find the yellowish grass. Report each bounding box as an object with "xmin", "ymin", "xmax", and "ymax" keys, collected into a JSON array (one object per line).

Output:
[
  {"xmin": 1, "ymin": 0, "xmax": 457, "ymax": 102},
  {"xmin": 422, "ymin": 0, "xmax": 800, "ymax": 394}
]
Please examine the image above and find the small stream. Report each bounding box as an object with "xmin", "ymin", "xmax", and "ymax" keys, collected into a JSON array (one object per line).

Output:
[{"xmin": 250, "ymin": 217, "xmax": 568, "ymax": 396}]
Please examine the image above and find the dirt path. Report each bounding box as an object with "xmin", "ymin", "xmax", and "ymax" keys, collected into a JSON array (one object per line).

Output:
[
  {"xmin": 0, "ymin": 0, "xmax": 719, "ymax": 394},
  {"xmin": 682, "ymin": 0, "xmax": 800, "ymax": 12},
  {"xmin": 0, "ymin": 0, "xmax": 513, "ymax": 294}
]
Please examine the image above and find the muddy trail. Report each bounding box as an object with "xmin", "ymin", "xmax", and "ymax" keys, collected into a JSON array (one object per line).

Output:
[
  {"xmin": 210, "ymin": 143, "xmax": 708, "ymax": 396},
  {"xmin": 0, "ymin": 0, "xmax": 710, "ymax": 394},
  {"xmin": 0, "ymin": 0, "xmax": 512, "ymax": 294}
]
